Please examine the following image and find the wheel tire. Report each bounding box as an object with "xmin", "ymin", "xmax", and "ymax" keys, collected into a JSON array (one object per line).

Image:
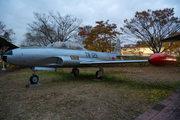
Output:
[
  {"xmin": 30, "ymin": 75, "xmax": 39, "ymax": 84},
  {"xmin": 73, "ymin": 68, "xmax": 79, "ymax": 76},
  {"xmin": 96, "ymin": 71, "xmax": 102, "ymax": 79}
]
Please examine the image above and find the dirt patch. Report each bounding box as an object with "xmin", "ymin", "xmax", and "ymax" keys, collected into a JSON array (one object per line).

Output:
[{"xmin": 0, "ymin": 68, "xmax": 22, "ymax": 79}]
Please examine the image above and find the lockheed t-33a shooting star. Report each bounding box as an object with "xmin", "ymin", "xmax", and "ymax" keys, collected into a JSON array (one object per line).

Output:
[{"xmin": 1, "ymin": 37, "xmax": 178, "ymax": 85}]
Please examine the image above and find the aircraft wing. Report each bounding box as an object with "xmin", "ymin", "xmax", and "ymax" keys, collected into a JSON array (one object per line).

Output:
[
  {"xmin": 80, "ymin": 60, "xmax": 148, "ymax": 65},
  {"xmin": 80, "ymin": 53, "xmax": 177, "ymax": 66},
  {"xmin": 161, "ymin": 34, "xmax": 180, "ymax": 42}
]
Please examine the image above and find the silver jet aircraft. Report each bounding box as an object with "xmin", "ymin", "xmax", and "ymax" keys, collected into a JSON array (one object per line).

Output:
[{"xmin": 1, "ymin": 39, "xmax": 177, "ymax": 84}]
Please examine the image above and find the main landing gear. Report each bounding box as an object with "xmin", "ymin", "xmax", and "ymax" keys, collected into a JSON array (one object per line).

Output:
[
  {"xmin": 71, "ymin": 66, "xmax": 105, "ymax": 79},
  {"xmin": 71, "ymin": 67, "xmax": 79, "ymax": 76},
  {"xmin": 95, "ymin": 65, "xmax": 105, "ymax": 79}
]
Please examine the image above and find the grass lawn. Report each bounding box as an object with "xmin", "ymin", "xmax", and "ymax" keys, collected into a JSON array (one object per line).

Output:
[{"xmin": 0, "ymin": 66, "xmax": 180, "ymax": 119}]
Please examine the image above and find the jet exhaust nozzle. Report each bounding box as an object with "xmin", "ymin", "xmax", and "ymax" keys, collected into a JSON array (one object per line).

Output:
[{"xmin": 148, "ymin": 53, "xmax": 177, "ymax": 67}]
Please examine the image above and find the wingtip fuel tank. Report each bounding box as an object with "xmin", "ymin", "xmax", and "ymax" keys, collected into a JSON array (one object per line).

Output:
[{"xmin": 148, "ymin": 53, "xmax": 177, "ymax": 66}]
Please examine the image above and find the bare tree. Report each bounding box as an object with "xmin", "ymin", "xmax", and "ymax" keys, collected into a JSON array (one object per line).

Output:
[
  {"xmin": 120, "ymin": 8, "xmax": 180, "ymax": 53},
  {"xmin": 49, "ymin": 12, "xmax": 82, "ymax": 42},
  {"xmin": 24, "ymin": 12, "xmax": 82, "ymax": 46},
  {"xmin": 0, "ymin": 21, "xmax": 15, "ymax": 43}
]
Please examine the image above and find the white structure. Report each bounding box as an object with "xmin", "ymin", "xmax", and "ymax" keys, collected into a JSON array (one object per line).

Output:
[
  {"xmin": 2, "ymin": 61, "xmax": 6, "ymax": 71},
  {"xmin": 121, "ymin": 47, "xmax": 180, "ymax": 57}
]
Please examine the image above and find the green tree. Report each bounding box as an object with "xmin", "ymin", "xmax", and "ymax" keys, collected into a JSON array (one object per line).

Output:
[
  {"xmin": 79, "ymin": 20, "xmax": 121, "ymax": 52},
  {"xmin": 77, "ymin": 25, "xmax": 92, "ymax": 46}
]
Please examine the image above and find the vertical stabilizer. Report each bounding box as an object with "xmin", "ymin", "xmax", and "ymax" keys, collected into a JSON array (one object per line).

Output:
[{"xmin": 112, "ymin": 39, "xmax": 121, "ymax": 55}]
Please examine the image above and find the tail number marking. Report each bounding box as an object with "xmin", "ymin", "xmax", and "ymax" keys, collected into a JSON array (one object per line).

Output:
[{"xmin": 85, "ymin": 52, "xmax": 98, "ymax": 58}]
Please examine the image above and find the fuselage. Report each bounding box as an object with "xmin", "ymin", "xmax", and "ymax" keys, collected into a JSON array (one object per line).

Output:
[
  {"xmin": 3, "ymin": 47, "xmax": 117, "ymax": 67},
  {"xmin": 3, "ymin": 41, "xmax": 177, "ymax": 68}
]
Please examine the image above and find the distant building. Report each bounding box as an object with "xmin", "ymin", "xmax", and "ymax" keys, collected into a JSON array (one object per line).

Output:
[{"xmin": 121, "ymin": 47, "xmax": 180, "ymax": 57}]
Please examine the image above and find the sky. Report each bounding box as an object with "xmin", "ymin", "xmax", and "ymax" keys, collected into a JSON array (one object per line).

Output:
[{"xmin": 0, "ymin": 0, "xmax": 180, "ymax": 46}]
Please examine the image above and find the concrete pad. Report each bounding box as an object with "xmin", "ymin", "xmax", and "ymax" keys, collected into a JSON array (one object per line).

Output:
[
  {"xmin": 93, "ymin": 79, "xmax": 105, "ymax": 81},
  {"xmin": 26, "ymin": 83, "xmax": 42, "ymax": 87}
]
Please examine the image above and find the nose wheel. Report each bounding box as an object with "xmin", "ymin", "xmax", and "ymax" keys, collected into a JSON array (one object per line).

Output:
[
  {"xmin": 30, "ymin": 75, "xmax": 39, "ymax": 84},
  {"xmin": 30, "ymin": 68, "xmax": 39, "ymax": 84}
]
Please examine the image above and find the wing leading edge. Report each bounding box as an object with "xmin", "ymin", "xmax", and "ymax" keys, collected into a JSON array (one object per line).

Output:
[{"xmin": 80, "ymin": 60, "xmax": 148, "ymax": 65}]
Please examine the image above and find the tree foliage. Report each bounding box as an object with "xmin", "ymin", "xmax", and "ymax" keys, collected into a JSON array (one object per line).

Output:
[
  {"xmin": 76, "ymin": 25, "xmax": 92, "ymax": 46},
  {"xmin": 23, "ymin": 12, "xmax": 82, "ymax": 46},
  {"xmin": 0, "ymin": 21, "xmax": 15, "ymax": 43},
  {"xmin": 78, "ymin": 20, "xmax": 121, "ymax": 52},
  {"xmin": 121, "ymin": 8, "xmax": 180, "ymax": 53}
]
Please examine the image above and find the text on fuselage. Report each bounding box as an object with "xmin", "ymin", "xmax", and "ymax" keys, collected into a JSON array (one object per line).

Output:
[{"xmin": 85, "ymin": 52, "xmax": 98, "ymax": 58}]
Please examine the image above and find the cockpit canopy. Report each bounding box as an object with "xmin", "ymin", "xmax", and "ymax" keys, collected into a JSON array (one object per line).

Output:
[{"xmin": 47, "ymin": 42, "xmax": 86, "ymax": 50}]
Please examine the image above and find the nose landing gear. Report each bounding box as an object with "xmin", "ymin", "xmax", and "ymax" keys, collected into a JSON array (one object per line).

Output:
[
  {"xmin": 29, "ymin": 68, "xmax": 39, "ymax": 84},
  {"xmin": 30, "ymin": 75, "xmax": 39, "ymax": 84},
  {"xmin": 26, "ymin": 67, "xmax": 41, "ymax": 87}
]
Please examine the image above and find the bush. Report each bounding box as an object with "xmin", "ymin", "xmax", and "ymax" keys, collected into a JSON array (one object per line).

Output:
[
  {"xmin": 0, "ymin": 59, "xmax": 23, "ymax": 68},
  {"xmin": 176, "ymin": 57, "xmax": 180, "ymax": 67}
]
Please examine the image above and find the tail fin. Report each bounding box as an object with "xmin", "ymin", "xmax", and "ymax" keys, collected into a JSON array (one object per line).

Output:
[{"xmin": 112, "ymin": 39, "xmax": 121, "ymax": 55}]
